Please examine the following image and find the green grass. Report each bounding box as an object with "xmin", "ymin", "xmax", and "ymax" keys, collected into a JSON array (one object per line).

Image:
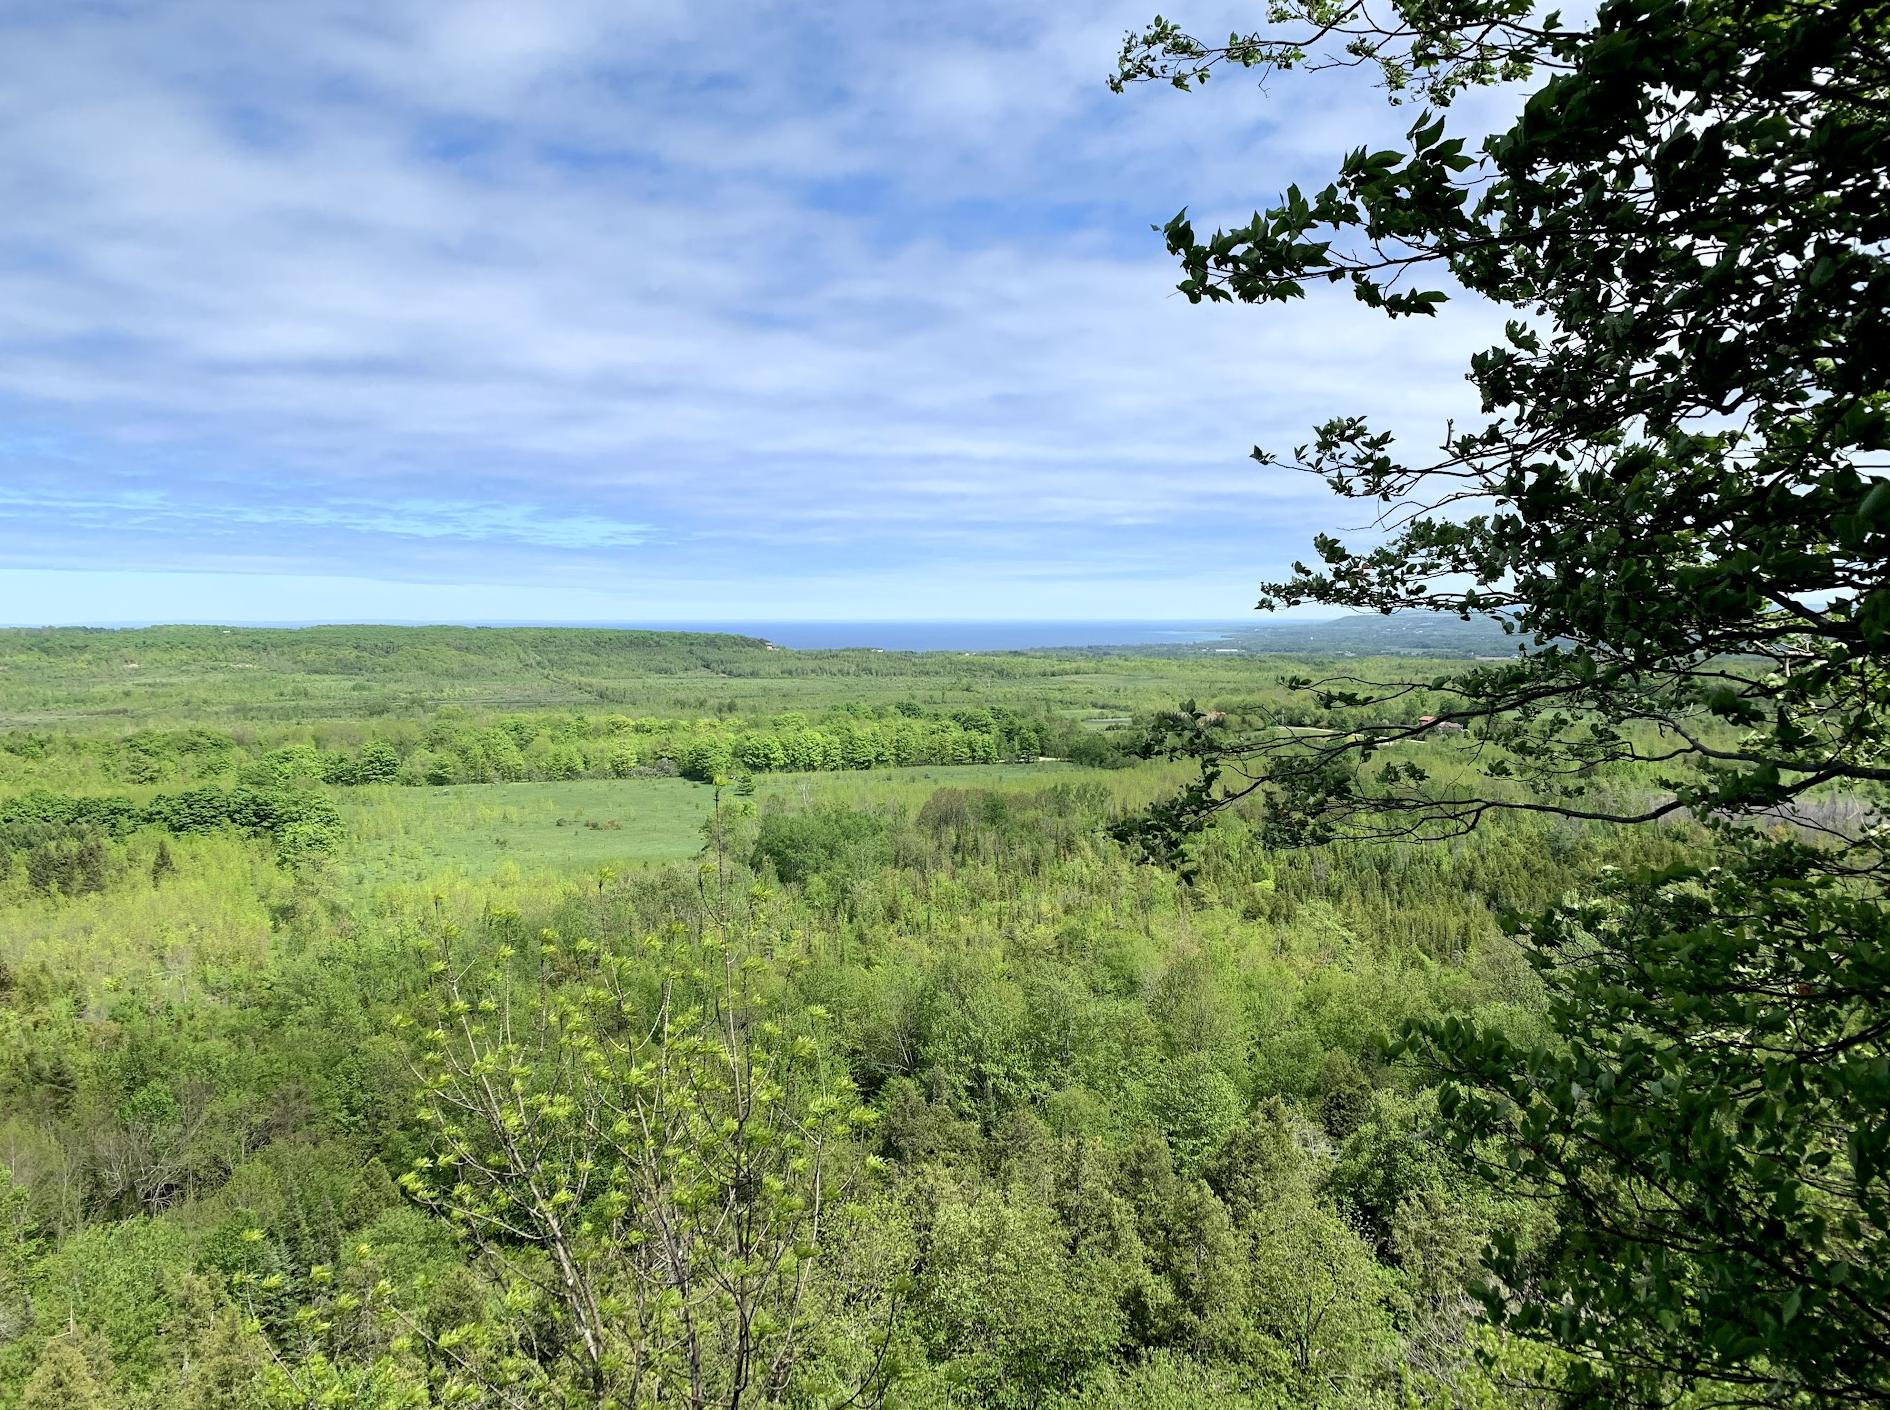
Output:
[
  {"xmin": 337, "ymin": 760, "xmax": 1192, "ymax": 890},
  {"xmin": 339, "ymin": 778, "xmax": 712, "ymax": 888}
]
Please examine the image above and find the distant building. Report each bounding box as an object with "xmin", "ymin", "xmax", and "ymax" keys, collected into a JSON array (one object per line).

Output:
[{"xmin": 1416, "ymin": 714, "xmax": 1465, "ymax": 733}]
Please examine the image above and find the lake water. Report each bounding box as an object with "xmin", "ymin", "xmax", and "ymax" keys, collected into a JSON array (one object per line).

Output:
[
  {"xmin": 626, "ymin": 621, "xmax": 1250, "ymax": 652},
  {"xmin": 56, "ymin": 618, "xmax": 1263, "ymax": 652}
]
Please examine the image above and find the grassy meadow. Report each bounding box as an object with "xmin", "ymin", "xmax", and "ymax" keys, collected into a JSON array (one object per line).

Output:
[{"xmin": 336, "ymin": 760, "xmax": 1201, "ymax": 890}]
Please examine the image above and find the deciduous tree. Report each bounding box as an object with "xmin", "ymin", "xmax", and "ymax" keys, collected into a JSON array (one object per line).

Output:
[{"xmin": 1115, "ymin": 0, "xmax": 1890, "ymax": 1399}]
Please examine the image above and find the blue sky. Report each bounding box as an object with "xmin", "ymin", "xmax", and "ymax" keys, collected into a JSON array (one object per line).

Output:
[{"xmin": 0, "ymin": 0, "xmax": 1501, "ymax": 624}]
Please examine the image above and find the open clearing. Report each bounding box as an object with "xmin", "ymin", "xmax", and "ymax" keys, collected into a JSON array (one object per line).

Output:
[{"xmin": 336, "ymin": 760, "xmax": 1177, "ymax": 887}]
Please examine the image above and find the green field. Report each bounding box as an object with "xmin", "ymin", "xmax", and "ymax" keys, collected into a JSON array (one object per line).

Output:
[
  {"xmin": 339, "ymin": 777, "xmax": 712, "ymax": 888},
  {"xmin": 338, "ymin": 760, "xmax": 1189, "ymax": 889}
]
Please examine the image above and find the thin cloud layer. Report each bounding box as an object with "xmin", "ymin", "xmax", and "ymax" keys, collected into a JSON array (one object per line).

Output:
[{"xmin": 0, "ymin": 0, "xmax": 1502, "ymax": 622}]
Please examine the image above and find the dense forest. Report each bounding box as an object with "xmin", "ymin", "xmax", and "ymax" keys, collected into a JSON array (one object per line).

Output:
[
  {"xmin": 0, "ymin": 613, "xmax": 1872, "ymax": 1407},
  {"xmin": 0, "ymin": 627, "xmax": 1689, "ymax": 1408}
]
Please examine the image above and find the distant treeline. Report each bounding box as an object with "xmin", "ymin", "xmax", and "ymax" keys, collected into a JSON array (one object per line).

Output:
[
  {"xmin": 1, "ymin": 703, "xmax": 1135, "ymax": 793},
  {"xmin": 0, "ymin": 623, "xmax": 1097, "ymax": 682},
  {"xmin": 0, "ymin": 624, "xmax": 773, "ymax": 676}
]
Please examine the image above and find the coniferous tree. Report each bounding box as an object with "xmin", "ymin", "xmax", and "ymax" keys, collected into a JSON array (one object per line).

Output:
[{"xmin": 19, "ymin": 1334, "xmax": 106, "ymax": 1410}]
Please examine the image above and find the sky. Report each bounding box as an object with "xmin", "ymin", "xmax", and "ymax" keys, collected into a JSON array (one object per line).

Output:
[{"xmin": 0, "ymin": 0, "xmax": 1506, "ymax": 625}]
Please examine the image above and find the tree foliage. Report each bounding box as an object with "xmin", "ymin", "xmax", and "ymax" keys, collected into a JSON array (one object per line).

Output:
[
  {"xmin": 18, "ymin": 1334, "xmax": 105, "ymax": 1410},
  {"xmin": 399, "ymin": 921, "xmax": 890, "ymax": 1408},
  {"xmin": 1116, "ymin": 0, "xmax": 1890, "ymax": 1400}
]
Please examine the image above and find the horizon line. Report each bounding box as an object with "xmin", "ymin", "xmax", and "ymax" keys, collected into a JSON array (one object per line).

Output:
[{"xmin": 1, "ymin": 616, "xmax": 1357, "ymax": 631}]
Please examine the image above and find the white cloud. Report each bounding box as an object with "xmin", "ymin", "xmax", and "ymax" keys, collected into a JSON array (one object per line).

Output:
[{"xmin": 0, "ymin": 0, "xmax": 1512, "ymax": 619}]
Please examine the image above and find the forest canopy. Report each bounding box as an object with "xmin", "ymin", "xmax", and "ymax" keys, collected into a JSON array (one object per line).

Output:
[{"xmin": 0, "ymin": 635, "xmax": 1622, "ymax": 1409}]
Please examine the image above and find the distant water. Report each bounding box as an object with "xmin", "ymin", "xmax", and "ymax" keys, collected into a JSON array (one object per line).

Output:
[
  {"xmin": 629, "ymin": 621, "xmax": 1247, "ymax": 652},
  {"xmin": 33, "ymin": 618, "xmax": 1255, "ymax": 653}
]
